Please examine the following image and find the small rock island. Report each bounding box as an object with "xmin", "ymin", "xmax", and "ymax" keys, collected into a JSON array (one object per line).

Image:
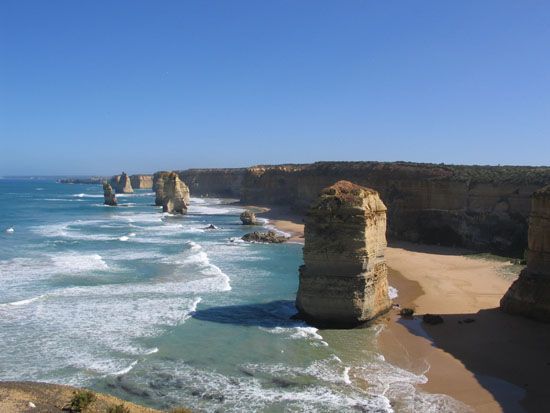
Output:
[
  {"xmin": 296, "ymin": 180, "xmax": 392, "ymax": 326},
  {"xmin": 102, "ymin": 182, "xmax": 117, "ymax": 206},
  {"xmin": 501, "ymin": 185, "xmax": 550, "ymax": 321}
]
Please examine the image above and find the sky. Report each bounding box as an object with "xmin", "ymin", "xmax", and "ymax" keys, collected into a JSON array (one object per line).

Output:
[{"xmin": 1, "ymin": 1, "xmax": 549, "ymax": 175}]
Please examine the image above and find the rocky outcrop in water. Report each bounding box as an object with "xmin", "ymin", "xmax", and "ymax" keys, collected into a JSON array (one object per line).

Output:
[
  {"xmin": 241, "ymin": 231, "xmax": 287, "ymax": 243},
  {"xmin": 111, "ymin": 172, "xmax": 134, "ymax": 194},
  {"xmin": 130, "ymin": 175, "xmax": 153, "ymax": 189},
  {"xmin": 501, "ymin": 186, "xmax": 550, "ymax": 321},
  {"xmin": 240, "ymin": 210, "xmax": 258, "ymax": 225},
  {"xmin": 296, "ymin": 181, "xmax": 392, "ymax": 326},
  {"xmin": 103, "ymin": 182, "xmax": 117, "ymax": 206},
  {"xmin": 153, "ymin": 172, "xmax": 170, "ymax": 206},
  {"xmin": 162, "ymin": 172, "xmax": 190, "ymax": 214}
]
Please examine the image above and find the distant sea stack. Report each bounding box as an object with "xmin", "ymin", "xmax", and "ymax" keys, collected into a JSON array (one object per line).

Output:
[
  {"xmin": 501, "ymin": 186, "xmax": 550, "ymax": 321},
  {"xmin": 153, "ymin": 171, "xmax": 170, "ymax": 206},
  {"xmin": 111, "ymin": 172, "xmax": 134, "ymax": 194},
  {"xmin": 162, "ymin": 172, "xmax": 190, "ymax": 214},
  {"xmin": 102, "ymin": 182, "xmax": 117, "ymax": 206},
  {"xmin": 240, "ymin": 210, "xmax": 258, "ymax": 225},
  {"xmin": 296, "ymin": 181, "xmax": 392, "ymax": 326},
  {"xmin": 130, "ymin": 174, "xmax": 153, "ymax": 189}
]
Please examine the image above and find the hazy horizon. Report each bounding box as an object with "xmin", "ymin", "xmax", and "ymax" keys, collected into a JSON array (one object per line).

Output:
[{"xmin": 2, "ymin": 1, "xmax": 549, "ymax": 175}]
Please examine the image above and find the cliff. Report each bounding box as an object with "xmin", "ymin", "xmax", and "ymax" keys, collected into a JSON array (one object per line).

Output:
[
  {"xmin": 501, "ymin": 186, "xmax": 550, "ymax": 321},
  {"xmin": 155, "ymin": 162, "xmax": 550, "ymax": 256},
  {"xmin": 162, "ymin": 172, "xmax": 190, "ymax": 214},
  {"xmin": 111, "ymin": 172, "xmax": 134, "ymax": 194},
  {"xmin": 178, "ymin": 168, "xmax": 246, "ymax": 197},
  {"xmin": 130, "ymin": 174, "xmax": 153, "ymax": 189},
  {"xmin": 296, "ymin": 181, "xmax": 391, "ymax": 326}
]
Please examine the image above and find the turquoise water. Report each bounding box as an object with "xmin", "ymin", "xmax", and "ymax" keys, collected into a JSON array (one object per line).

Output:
[{"xmin": 0, "ymin": 179, "xmax": 465, "ymax": 412}]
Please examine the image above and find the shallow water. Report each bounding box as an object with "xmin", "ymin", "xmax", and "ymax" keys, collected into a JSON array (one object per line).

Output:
[{"xmin": 0, "ymin": 179, "xmax": 467, "ymax": 412}]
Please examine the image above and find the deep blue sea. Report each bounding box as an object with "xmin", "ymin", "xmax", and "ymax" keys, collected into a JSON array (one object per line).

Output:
[{"xmin": 0, "ymin": 179, "xmax": 466, "ymax": 412}]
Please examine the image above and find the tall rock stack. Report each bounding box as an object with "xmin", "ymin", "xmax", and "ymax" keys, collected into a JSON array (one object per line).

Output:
[
  {"xmin": 117, "ymin": 172, "xmax": 134, "ymax": 194},
  {"xmin": 501, "ymin": 186, "xmax": 550, "ymax": 321},
  {"xmin": 103, "ymin": 182, "xmax": 117, "ymax": 206},
  {"xmin": 162, "ymin": 172, "xmax": 190, "ymax": 214},
  {"xmin": 296, "ymin": 180, "xmax": 392, "ymax": 326},
  {"xmin": 153, "ymin": 171, "xmax": 170, "ymax": 206}
]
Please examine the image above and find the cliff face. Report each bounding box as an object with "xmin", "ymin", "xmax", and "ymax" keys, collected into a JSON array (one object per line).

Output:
[
  {"xmin": 111, "ymin": 172, "xmax": 134, "ymax": 194},
  {"xmin": 130, "ymin": 174, "xmax": 153, "ymax": 189},
  {"xmin": 296, "ymin": 181, "xmax": 392, "ymax": 326},
  {"xmin": 178, "ymin": 168, "xmax": 246, "ymax": 198},
  {"xmin": 162, "ymin": 172, "xmax": 190, "ymax": 214},
  {"xmin": 102, "ymin": 182, "xmax": 117, "ymax": 206},
  {"xmin": 501, "ymin": 186, "xmax": 550, "ymax": 321},
  {"xmin": 240, "ymin": 162, "xmax": 550, "ymax": 256},
  {"xmin": 153, "ymin": 171, "xmax": 170, "ymax": 206}
]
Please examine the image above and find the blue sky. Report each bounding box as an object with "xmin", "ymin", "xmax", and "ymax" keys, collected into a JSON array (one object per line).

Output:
[{"xmin": 1, "ymin": 1, "xmax": 549, "ymax": 175}]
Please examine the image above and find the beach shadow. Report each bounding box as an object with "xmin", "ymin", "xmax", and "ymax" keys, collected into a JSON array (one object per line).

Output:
[
  {"xmin": 400, "ymin": 308, "xmax": 550, "ymax": 412},
  {"xmin": 192, "ymin": 300, "xmax": 299, "ymax": 328}
]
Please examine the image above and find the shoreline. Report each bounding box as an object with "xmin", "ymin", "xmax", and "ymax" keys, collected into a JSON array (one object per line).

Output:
[{"xmin": 258, "ymin": 204, "xmax": 550, "ymax": 413}]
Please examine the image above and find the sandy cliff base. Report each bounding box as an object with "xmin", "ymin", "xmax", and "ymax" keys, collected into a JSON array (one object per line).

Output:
[{"xmin": 264, "ymin": 207, "xmax": 550, "ymax": 413}]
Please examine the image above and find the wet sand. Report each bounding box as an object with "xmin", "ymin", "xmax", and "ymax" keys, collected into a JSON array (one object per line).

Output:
[{"xmin": 262, "ymin": 206, "xmax": 550, "ymax": 413}]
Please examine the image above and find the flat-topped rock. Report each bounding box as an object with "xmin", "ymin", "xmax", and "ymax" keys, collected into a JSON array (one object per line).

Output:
[
  {"xmin": 296, "ymin": 180, "xmax": 392, "ymax": 326},
  {"xmin": 501, "ymin": 185, "xmax": 550, "ymax": 321},
  {"xmin": 241, "ymin": 231, "xmax": 287, "ymax": 243}
]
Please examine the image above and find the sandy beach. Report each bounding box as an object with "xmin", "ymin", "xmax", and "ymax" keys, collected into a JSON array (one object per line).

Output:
[{"xmin": 262, "ymin": 206, "xmax": 550, "ymax": 413}]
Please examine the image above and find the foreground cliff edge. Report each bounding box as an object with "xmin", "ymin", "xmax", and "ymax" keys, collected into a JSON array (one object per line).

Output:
[
  {"xmin": 0, "ymin": 381, "xmax": 191, "ymax": 413},
  {"xmin": 296, "ymin": 181, "xmax": 392, "ymax": 326}
]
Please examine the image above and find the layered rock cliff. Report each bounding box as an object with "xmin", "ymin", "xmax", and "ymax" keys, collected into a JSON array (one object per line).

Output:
[
  {"xmin": 296, "ymin": 181, "xmax": 392, "ymax": 326},
  {"xmin": 102, "ymin": 182, "xmax": 117, "ymax": 206},
  {"xmin": 178, "ymin": 168, "xmax": 246, "ymax": 197},
  {"xmin": 162, "ymin": 172, "xmax": 190, "ymax": 214},
  {"xmin": 500, "ymin": 186, "xmax": 550, "ymax": 321},
  {"xmin": 155, "ymin": 162, "xmax": 550, "ymax": 256},
  {"xmin": 130, "ymin": 174, "xmax": 153, "ymax": 189},
  {"xmin": 111, "ymin": 172, "xmax": 134, "ymax": 194}
]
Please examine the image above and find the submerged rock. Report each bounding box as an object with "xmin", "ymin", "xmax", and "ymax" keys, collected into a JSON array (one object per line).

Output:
[
  {"xmin": 162, "ymin": 172, "xmax": 190, "ymax": 214},
  {"xmin": 296, "ymin": 180, "xmax": 392, "ymax": 326},
  {"xmin": 501, "ymin": 186, "xmax": 550, "ymax": 321},
  {"xmin": 240, "ymin": 210, "xmax": 258, "ymax": 225},
  {"xmin": 103, "ymin": 182, "xmax": 117, "ymax": 206},
  {"xmin": 241, "ymin": 231, "xmax": 287, "ymax": 243}
]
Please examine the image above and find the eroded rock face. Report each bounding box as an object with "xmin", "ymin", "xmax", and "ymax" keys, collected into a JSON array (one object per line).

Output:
[
  {"xmin": 130, "ymin": 175, "xmax": 153, "ymax": 189},
  {"xmin": 296, "ymin": 180, "xmax": 392, "ymax": 326},
  {"xmin": 103, "ymin": 182, "xmax": 117, "ymax": 206},
  {"xmin": 501, "ymin": 186, "xmax": 550, "ymax": 321},
  {"xmin": 153, "ymin": 171, "xmax": 170, "ymax": 206},
  {"xmin": 162, "ymin": 172, "xmax": 190, "ymax": 214},
  {"xmin": 240, "ymin": 210, "xmax": 258, "ymax": 225},
  {"xmin": 111, "ymin": 172, "xmax": 134, "ymax": 194}
]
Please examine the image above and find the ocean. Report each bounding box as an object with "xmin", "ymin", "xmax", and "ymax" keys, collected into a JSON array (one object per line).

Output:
[{"xmin": 0, "ymin": 179, "xmax": 467, "ymax": 412}]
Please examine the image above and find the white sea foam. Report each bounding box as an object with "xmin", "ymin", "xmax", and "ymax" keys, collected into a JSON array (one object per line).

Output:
[
  {"xmin": 119, "ymin": 236, "xmax": 129, "ymax": 242},
  {"xmin": 0, "ymin": 294, "xmax": 45, "ymax": 308},
  {"xmin": 111, "ymin": 360, "xmax": 138, "ymax": 376},
  {"xmin": 5, "ymin": 227, "xmax": 14, "ymax": 233},
  {"xmin": 73, "ymin": 193, "xmax": 103, "ymax": 198},
  {"xmin": 342, "ymin": 367, "xmax": 352, "ymax": 385}
]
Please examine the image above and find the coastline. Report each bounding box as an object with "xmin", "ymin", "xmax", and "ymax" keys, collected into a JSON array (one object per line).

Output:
[{"xmin": 259, "ymin": 205, "xmax": 550, "ymax": 413}]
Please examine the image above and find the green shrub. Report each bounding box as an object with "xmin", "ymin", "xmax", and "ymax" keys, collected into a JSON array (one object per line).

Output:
[
  {"xmin": 68, "ymin": 390, "xmax": 96, "ymax": 412},
  {"xmin": 106, "ymin": 404, "xmax": 130, "ymax": 413}
]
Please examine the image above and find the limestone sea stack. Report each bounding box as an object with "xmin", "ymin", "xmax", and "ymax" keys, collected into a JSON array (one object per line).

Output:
[
  {"xmin": 102, "ymin": 182, "xmax": 117, "ymax": 206},
  {"xmin": 501, "ymin": 186, "xmax": 550, "ymax": 321},
  {"xmin": 296, "ymin": 180, "xmax": 392, "ymax": 326},
  {"xmin": 240, "ymin": 210, "xmax": 258, "ymax": 225},
  {"xmin": 162, "ymin": 172, "xmax": 190, "ymax": 214},
  {"xmin": 153, "ymin": 171, "xmax": 170, "ymax": 206},
  {"xmin": 111, "ymin": 172, "xmax": 134, "ymax": 194}
]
